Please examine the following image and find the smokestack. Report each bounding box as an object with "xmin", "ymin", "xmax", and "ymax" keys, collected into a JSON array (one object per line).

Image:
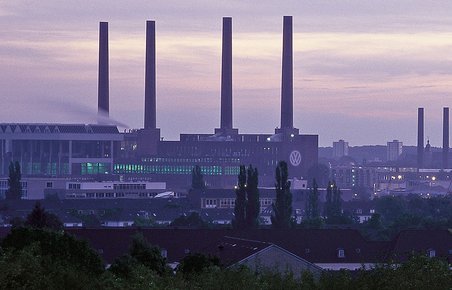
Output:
[
  {"xmin": 443, "ymin": 107, "xmax": 449, "ymax": 169},
  {"xmin": 220, "ymin": 17, "xmax": 233, "ymax": 130},
  {"xmin": 280, "ymin": 16, "xmax": 293, "ymax": 129},
  {"xmin": 417, "ymin": 108, "xmax": 424, "ymax": 169},
  {"xmin": 98, "ymin": 22, "xmax": 109, "ymax": 116},
  {"xmin": 144, "ymin": 20, "xmax": 156, "ymax": 129}
]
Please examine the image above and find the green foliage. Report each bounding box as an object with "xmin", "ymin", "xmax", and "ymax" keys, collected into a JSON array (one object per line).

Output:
[
  {"xmin": 133, "ymin": 216, "xmax": 156, "ymax": 227},
  {"xmin": 0, "ymin": 243, "xmax": 102, "ymax": 290},
  {"xmin": 25, "ymin": 202, "xmax": 63, "ymax": 230},
  {"xmin": 129, "ymin": 232, "xmax": 167, "ymax": 275},
  {"xmin": 191, "ymin": 165, "xmax": 205, "ymax": 190},
  {"xmin": 1, "ymin": 227, "xmax": 104, "ymax": 276},
  {"xmin": 233, "ymin": 165, "xmax": 247, "ymax": 229},
  {"xmin": 233, "ymin": 165, "xmax": 260, "ymax": 229},
  {"xmin": 306, "ymin": 179, "xmax": 320, "ymax": 220},
  {"xmin": 371, "ymin": 195, "xmax": 452, "ymax": 238},
  {"xmin": 246, "ymin": 165, "xmax": 260, "ymax": 229},
  {"xmin": 170, "ymin": 212, "xmax": 207, "ymax": 228},
  {"xmin": 271, "ymin": 161, "xmax": 294, "ymax": 229},
  {"xmin": 1, "ymin": 230, "xmax": 450, "ymax": 290},
  {"xmin": 324, "ymin": 181, "xmax": 352, "ymax": 225},
  {"xmin": 177, "ymin": 253, "xmax": 220, "ymax": 277},
  {"xmin": 5, "ymin": 161, "xmax": 22, "ymax": 200},
  {"xmin": 110, "ymin": 232, "xmax": 168, "ymax": 278}
]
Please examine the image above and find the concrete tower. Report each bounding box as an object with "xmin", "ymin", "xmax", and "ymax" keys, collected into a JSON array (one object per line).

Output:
[
  {"xmin": 98, "ymin": 22, "xmax": 109, "ymax": 116},
  {"xmin": 417, "ymin": 108, "xmax": 424, "ymax": 169},
  {"xmin": 144, "ymin": 20, "xmax": 157, "ymax": 130},
  {"xmin": 215, "ymin": 17, "xmax": 238, "ymax": 136},
  {"xmin": 137, "ymin": 20, "xmax": 160, "ymax": 156},
  {"xmin": 276, "ymin": 16, "xmax": 299, "ymax": 137},
  {"xmin": 281, "ymin": 16, "xmax": 293, "ymax": 129},
  {"xmin": 443, "ymin": 107, "xmax": 449, "ymax": 169}
]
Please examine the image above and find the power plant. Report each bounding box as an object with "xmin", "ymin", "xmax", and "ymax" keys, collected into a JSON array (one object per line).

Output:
[
  {"xmin": 0, "ymin": 16, "xmax": 319, "ymax": 189},
  {"xmin": 117, "ymin": 16, "xmax": 318, "ymax": 187},
  {"xmin": 0, "ymin": 16, "xmax": 450, "ymax": 192}
]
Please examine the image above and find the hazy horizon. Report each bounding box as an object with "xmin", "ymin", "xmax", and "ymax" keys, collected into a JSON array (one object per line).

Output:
[{"xmin": 0, "ymin": 1, "xmax": 451, "ymax": 147}]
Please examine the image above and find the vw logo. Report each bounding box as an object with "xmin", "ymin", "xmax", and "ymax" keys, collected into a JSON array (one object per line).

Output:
[{"xmin": 289, "ymin": 150, "xmax": 302, "ymax": 167}]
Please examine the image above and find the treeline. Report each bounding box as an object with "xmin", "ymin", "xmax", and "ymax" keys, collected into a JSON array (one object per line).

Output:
[
  {"xmin": 1, "ymin": 204, "xmax": 451, "ymax": 289},
  {"xmin": 1, "ymin": 229, "xmax": 450, "ymax": 289}
]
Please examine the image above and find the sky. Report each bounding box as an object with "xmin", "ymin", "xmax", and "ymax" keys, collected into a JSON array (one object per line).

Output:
[{"xmin": 0, "ymin": 1, "xmax": 451, "ymax": 147}]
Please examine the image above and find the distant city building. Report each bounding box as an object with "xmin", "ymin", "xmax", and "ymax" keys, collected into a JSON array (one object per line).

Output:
[
  {"xmin": 387, "ymin": 140, "xmax": 403, "ymax": 161},
  {"xmin": 333, "ymin": 140, "xmax": 349, "ymax": 159}
]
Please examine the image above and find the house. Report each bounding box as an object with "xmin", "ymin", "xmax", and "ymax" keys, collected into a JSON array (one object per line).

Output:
[
  {"xmin": 66, "ymin": 228, "xmax": 389, "ymax": 271},
  {"xmin": 390, "ymin": 229, "xmax": 452, "ymax": 264},
  {"xmin": 199, "ymin": 236, "xmax": 323, "ymax": 278}
]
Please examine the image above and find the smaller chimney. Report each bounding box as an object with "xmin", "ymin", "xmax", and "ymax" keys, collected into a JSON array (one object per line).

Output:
[
  {"xmin": 220, "ymin": 17, "xmax": 233, "ymax": 130},
  {"xmin": 98, "ymin": 22, "xmax": 109, "ymax": 116},
  {"xmin": 443, "ymin": 107, "xmax": 449, "ymax": 169},
  {"xmin": 144, "ymin": 20, "xmax": 156, "ymax": 130},
  {"xmin": 417, "ymin": 108, "xmax": 424, "ymax": 169},
  {"xmin": 280, "ymin": 16, "xmax": 293, "ymax": 129}
]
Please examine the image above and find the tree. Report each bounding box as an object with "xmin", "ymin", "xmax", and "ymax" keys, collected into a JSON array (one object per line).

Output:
[
  {"xmin": 232, "ymin": 165, "xmax": 247, "ymax": 229},
  {"xmin": 129, "ymin": 233, "xmax": 167, "ymax": 275},
  {"xmin": 177, "ymin": 253, "xmax": 220, "ymax": 277},
  {"xmin": 324, "ymin": 181, "xmax": 345, "ymax": 224},
  {"xmin": 191, "ymin": 165, "xmax": 205, "ymax": 190},
  {"xmin": 1, "ymin": 227, "xmax": 104, "ymax": 276},
  {"xmin": 271, "ymin": 161, "xmax": 293, "ymax": 229},
  {"xmin": 233, "ymin": 165, "xmax": 260, "ymax": 230},
  {"xmin": 245, "ymin": 165, "xmax": 260, "ymax": 229},
  {"xmin": 5, "ymin": 161, "xmax": 22, "ymax": 200},
  {"xmin": 170, "ymin": 212, "xmax": 207, "ymax": 228},
  {"xmin": 25, "ymin": 201, "xmax": 63, "ymax": 230},
  {"xmin": 305, "ymin": 179, "xmax": 320, "ymax": 220}
]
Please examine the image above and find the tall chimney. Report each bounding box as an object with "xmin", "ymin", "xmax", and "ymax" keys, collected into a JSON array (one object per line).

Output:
[
  {"xmin": 417, "ymin": 108, "xmax": 424, "ymax": 169},
  {"xmin": 98, "ymin": 22, "xmax": 109, "ymax": 115},
  {"xmin": 280, "ymin": 16, "xmax": 293, "ymax": 129},
  {"xmin": 144, "ymin": 20, "xmax": 156, "ymax": 129},
  {"xmin": 443, "ymin": 107, "xmax": 449, "ymax": 169},
  {"xmin": 220, "ymin": 17, "xmax": 233, "ymax": 130}
]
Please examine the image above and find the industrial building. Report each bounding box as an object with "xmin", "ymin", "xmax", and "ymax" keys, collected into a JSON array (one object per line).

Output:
[
  {"xmin": 0, "ymin": 16, "xmax": 318, "ymax": 195},
  {"xmin": 113, "ymin": 16, "xmax": 319, "ymax": 188}
]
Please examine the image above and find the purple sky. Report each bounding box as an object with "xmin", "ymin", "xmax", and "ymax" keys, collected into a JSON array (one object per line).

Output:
[{"xmin": 0, "ymin": 1, "xmax": 451, "ymax": 146}]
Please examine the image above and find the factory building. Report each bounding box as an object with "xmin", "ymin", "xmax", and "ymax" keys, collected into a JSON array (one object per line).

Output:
[
  {"xmin": 114, "ymin": 16, "xmax": 318, "ymax": 187},
  {"xmin": 0, "ymin": 16, "xmax": 318, "ymax": 193},
  {"xmin": 0, "ymin": 123, "xmax": 122, "ymax": 177}
]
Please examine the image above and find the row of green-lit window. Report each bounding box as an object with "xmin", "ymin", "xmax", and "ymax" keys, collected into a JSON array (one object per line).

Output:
[
  {"xmin": 81, "ymin": 163, "xmax": 109, "ymax": 175},
  {"xmin": 114, "ymin": 164, "xmax": 240, "ymax": 176},
  {"xmin": 22, "ymin": 163, "xmax": 69, "ymax": 175},
  {"xmin": 140, "ymin": 157, "xmax": 241, "ymax": 164}
]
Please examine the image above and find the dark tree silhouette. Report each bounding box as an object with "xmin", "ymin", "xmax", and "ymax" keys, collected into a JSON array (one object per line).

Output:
[
  {"xmin": 177, "ymin": 253, "xmax": 220, "ymax": 276},
  {"xmin": 271, "ymin": 161, "xmax": 293, "ymax": 229},
  {"xmin": 6, "ymin": 161, "xmax": 22, "ymax": 200},
  {"xmin": 191, "ymin": 165, "xmax": 205, "ymax": 190},
  {"xmin": 25, "ymin": 202, "xmax": 63, "ymax": 230},
  {"xmin": 170, "ymin": 212, "xmax": 207, "ymax": 228},
  {"xmin": 233, "ymin": 165, "xmax": 247, "ymax": 229},
  {"xmin": 245, "ymin": 165, "xmax": 260, "ymax": 229},
  {"xmin": 306, "ymin": 179, "xmax": 320, "ymax": 220}
]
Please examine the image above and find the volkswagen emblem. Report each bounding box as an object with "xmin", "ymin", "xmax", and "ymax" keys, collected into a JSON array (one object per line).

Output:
[{"xmin": 289, "ymin": 150, "xmax": 302, "ymax": 167}]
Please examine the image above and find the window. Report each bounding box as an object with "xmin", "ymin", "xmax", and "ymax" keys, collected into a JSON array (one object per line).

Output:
[
  {"xmin": 338, "ymin": 249, "xmax": 345, "ymax": 258},
  {"xmin": 46, "ymin": 182, "xmax": 53, "ymax": 188},
  {"xmin": 428, "ymin": 249, "xmax": 436, "ymax": 258}
]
